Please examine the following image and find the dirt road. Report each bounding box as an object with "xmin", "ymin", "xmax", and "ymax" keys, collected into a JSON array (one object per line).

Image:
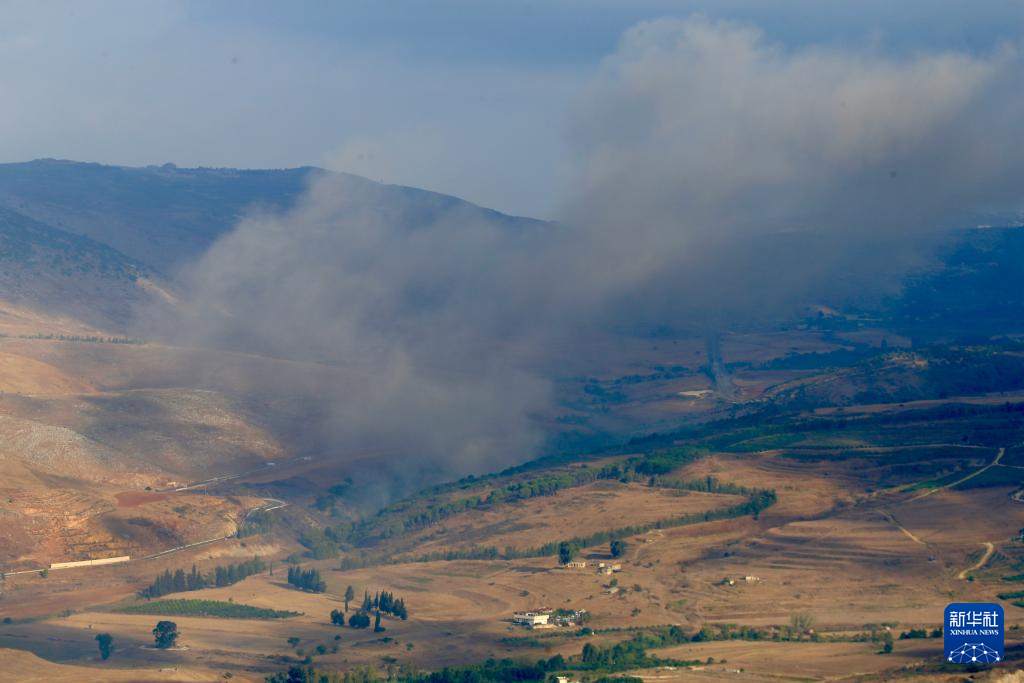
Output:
[
  {"xmin": 958, "ymin": 542, "xmax": 995, "ymax": 580},
  {"xmin": 909, "ymin": 447, "xmax": 1005, "ymax": 501}
]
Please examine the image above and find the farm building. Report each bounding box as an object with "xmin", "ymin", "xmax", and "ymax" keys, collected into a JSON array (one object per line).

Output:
[{"xmin": 512, "ymin": 609, "xmax": 552, "ymax": 627}]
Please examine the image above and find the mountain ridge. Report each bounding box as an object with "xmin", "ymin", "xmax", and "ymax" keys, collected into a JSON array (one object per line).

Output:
[{"xmin": 0, "ymin": 159, "xmax": 547, "ymax": 275}]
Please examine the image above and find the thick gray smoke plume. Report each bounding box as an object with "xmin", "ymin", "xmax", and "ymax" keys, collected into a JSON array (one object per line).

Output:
[
  {"xmin": 164, "ymin": 177, "xmax": 558, "ymax": 483},
  {"xmin": 560, "ymin": 18, "xmax": 1024, "ymax": 321},
  {"xmin": 163, "ymin": 18, "xmax": 1024, "ymax": 483}
]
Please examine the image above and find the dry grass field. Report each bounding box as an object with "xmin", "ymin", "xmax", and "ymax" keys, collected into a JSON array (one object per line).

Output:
[
  {"xmin": 2, "ymin": 321, "xmax": 1024, "ymax": 681},
  {"xmin": 409, "ymin": 482, "xmax": 746, "ymax": 554},
  {"xmin": 6, "ymin": 420, "xmax": 1024, "ymax": 681},
  {"xmin": 0, "ymin": 649, "xmax": 247, "ymax": 683}
]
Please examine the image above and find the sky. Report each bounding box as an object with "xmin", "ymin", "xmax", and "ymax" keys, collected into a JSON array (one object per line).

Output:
[{"xmin": 1, "ymin": 0, "xmax": 1022, "ymax": 217}]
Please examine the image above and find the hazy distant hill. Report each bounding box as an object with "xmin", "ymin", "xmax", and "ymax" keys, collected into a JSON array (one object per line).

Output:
[
  {"xmin": 0, "ymin": 205, "xmax": 158, "ymax": 330},
  {"xmin": 0, "ymin": 158, "xmax": 1019, "ymax": 341},
  {"xmin": 0, "ymin": 205, "xmax": 141, "ymax": 279},
  {"xmin": 0, "ymin": 160, "xmax": 315, "ymax": 273},
  {"xmin": 887, "ymin": 226, "xmax": 1024, "ymax": 340},
  {"xmin": 0, "ymin": 159, "xmax": 544, "ymax": 274}
]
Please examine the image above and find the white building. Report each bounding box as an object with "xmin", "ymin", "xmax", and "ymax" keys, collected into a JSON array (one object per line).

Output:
[{"xmin": 513, "ymin": 610, "xmax": 551, "ymax": 627}]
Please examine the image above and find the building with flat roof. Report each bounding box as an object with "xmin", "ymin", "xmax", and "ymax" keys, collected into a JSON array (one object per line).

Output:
[{"xmin": 513, "ymin": 609, "xmax": 552, "ymax": 627}]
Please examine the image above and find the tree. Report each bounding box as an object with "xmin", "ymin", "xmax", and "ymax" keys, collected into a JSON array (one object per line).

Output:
[
  {"xmin": 373, "ymin": 611, "xmax": 384, "ymax": 633},
  {"xmin": 344, "ymin": 585, "xmax": 355, "ymax": 612},
  {"xmin": 153, "ymin": 620, "xmax": 179, "ymax": 649},
  {"xmin": 881, "ymin": 630, "xmax": 894, "ymax": 654},
  {"xmin": 172, "ymin": 568, "xmax": 186, "ymax": 593},
  {"xmin": 348, "ymin": 612, "xmax": 371, "ymax": 629},
  {"xmin": 610, "ymin": 539, "xmax": 627, "ymax": 558},
  {"xmin": 558, "ymin": 541, "xmax": 579, "ymax": 565},
  {"xmin": 95, "ymin": 633, "xmax": 114, "ymax": 660},
  {"xmin": 790, "ymin": 613, "xmax": 815, "ymax": 633},
  {"xmin": 330, "ymin": 609, "xmax": 345, "ymax": 626}
]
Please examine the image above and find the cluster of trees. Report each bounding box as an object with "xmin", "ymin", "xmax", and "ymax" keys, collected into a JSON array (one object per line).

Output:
[
  {"xmin": 578, "ymin": 640, "xmax": 663, "ymax": 671},
  {"xmin": 288, "ymin": 566, "xmax": 326, "ymax": 593},
  {"xmin": 652, "ymin": 475, "xmax": 757, "ymax": 496},
  {"xmin": 434, "ymin": 486, "xmax": 777, "ymax": 565},
  {"xmin": 341, "ymin": 477, "xmax": 776, "ymax": 571},
  {"xmin": 693, "ymin": 623, "xmax": 810, "ymax": 642},
  {"xmin": 314, "ymin": 479, "xmax": 354, "ymax": 513},
  {"xmin": 343, "ymin": 445, "xmax": 712, "ymax": 545},
  {"xmin": 687, "ymin": 619, "xmax": 921, "ymax": 649},
  {"xmin": 265, "ymin": 666, "xmax": 378, "ymax": 683},
  {"xmin": 331, "ymin": 609, "xmax": 367, "ymax": 628},
  {"xmin": 350, "ymin": 465, "xmax": 628, "ymax": 543},
  {"xmin": 238, "ymin": 509, "xmax": 275, "ymax": 538},
  {"xmin": 141, "ymin": 557, "xmax": 266, "ymax": 598},
  {"xmin": 331, "ymin": 588, "xmax": 408, "ymax": 632},
  {"xmin": 760, "ymin": 399, "xmax": 1024, "ymax": 447},
  {"xmin": 558, "ymin": 541, "xmax": 581, "ymax": 565},
  {"xmin": 333, "ymin": 611, "xmax": 383, "ymax": 631},
  {"xmin": 263, "ymin": 637, "xmax": 703, "ymax": 683},
  {"xmin": 358, "ymin": 590, "xmax": 408, "ymax": 619},
  {"xmin": 758, "ymin": 346, "xmax": 885, "ymax": 372},
  {"xmin": 299, "ymin": 527, "xmax": 341, "ymax": 559},
  {"xmin": 626, "ymin": 446, "xmax": 710, "ymax": 476},
  {"xmin": 559, "ymin": 538, "xmax": 627, "ymax": 564}
]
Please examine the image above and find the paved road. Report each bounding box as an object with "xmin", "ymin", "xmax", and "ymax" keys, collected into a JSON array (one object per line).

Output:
[{"xmin": 1, "ymin": 496, "xmax": 288, "ymax": 579}]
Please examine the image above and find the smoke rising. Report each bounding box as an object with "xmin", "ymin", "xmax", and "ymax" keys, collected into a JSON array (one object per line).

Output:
[
  {"xmin": 559, "ymin": 18, "xmax": 1024, "ymax": 320},
  {"xmin": 158, "ymin": 18, "xmax": 1024, "ymax": 484}
]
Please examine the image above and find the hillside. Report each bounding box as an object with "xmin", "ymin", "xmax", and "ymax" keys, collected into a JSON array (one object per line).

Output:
[
  {"xmin": 758, "ymin": 342, "xmax": 1024, "ymax": 408},
  {"xmin": 0, "ymin": 160, "xmax": 545, "ymax": 274},
  {"xmin": 1, "ymin": 161, "xmax": 1024, "ymax": 681},
  {"xmin": 0, "ymin": 206, "xmax": 162, "ymax": 331},
  {"xmin": 3, "ymin": 395, "xmax": 1024, "ymax": 682}
]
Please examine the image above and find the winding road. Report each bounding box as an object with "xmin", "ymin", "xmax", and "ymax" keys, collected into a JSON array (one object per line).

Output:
[
  {"xmin": 958, "ymin": 542, "xmax": 996, "ymax": 580},
  {"xmin": 880, "ymin": 446, "xmax": 1011, "ymax": 581}
]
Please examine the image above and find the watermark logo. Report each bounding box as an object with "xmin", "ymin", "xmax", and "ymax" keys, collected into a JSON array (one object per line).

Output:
[{"xmin": 944, "ymin": 603, "xmax": 1004, "ymax": 663}]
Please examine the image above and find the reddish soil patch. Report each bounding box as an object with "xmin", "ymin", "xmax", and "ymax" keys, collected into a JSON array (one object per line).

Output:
[{"xmin": 115, "ymin": 491, "xmax": 171, "ymax": 508}]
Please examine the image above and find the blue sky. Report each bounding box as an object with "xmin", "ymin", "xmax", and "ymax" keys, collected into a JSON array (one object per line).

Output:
[{"xmin": 1, "ymin": 0, "xmax": 1021, "ymax": 217}]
